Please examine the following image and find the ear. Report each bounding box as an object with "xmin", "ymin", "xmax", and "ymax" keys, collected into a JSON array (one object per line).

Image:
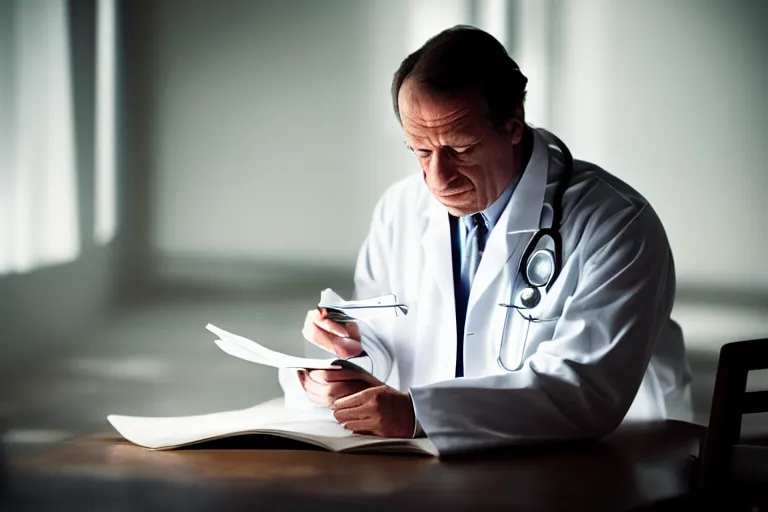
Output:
[{"xmin": 501, "ymin": 105, "xmax": 526, "ymax": 145}]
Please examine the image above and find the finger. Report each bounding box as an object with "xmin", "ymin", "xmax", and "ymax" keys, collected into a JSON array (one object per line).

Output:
[
  {"xmin": 301, "ymin": 321, "xmax": 341, "ymax": 352},
  {"xmin": 302, "ymin": 379, "xmax": 341, "ymax": 408},
  {"xmin": 301, "ymin": 374, "xmax": 330, "ymax": 398},
  {"xmin": 314, "ymin": 316, "xmax": 350, "ymax": 339},
  {"xmin": 298, "ymin": 370, "xmax": 307, "ymax": 389},
  {"xmin": 304, "ymin": 387, "xmax": 332, "ymax": 408},
  {"xmin": 315, "ymin": 367, "xmax": 381, "ymax": 389},
  {"xmin": 327, "ymin": 381, "xmax": 369, "ymax": 401},
  {"xmin": 301, "ymin": 372, "xmax": 329, "ymax": 395},
  {"xmin": 315, "ymin": 369, "xmax": 372, "ymax": 383},
  {"xmin": 306, "ymin": 369, "xmax": 368, "ymax": 385},
  {"xmin": 346, "ymin": 322, "xmax": 361, "ymax": 340},
  {"xmin": 303, "ymin": 377, "xmax": 368, "ymax": 404},
  {"xmin": 341, "ymin": 419, "xmax": 376, "ymax": 435},
  {"xmin": 298, "ymin": 373, "xmax": 330, "ymax": 407},
  {"xmin": 333, "ymin": 369, "xmax": 382, "ymax": 387},
  {"xmin": 333, "ymin": 403, "xmax": 370, "ymax": 423},
  {"xmin": 302, "ymin": 321, "xmax": 363, "ymax": 359},
  {"xmin": 333, "ymin": 386, "xmax": 380, "ymax": 410},
  {"xmin": 305, "ymin": 370, "xmax": 328, "ymax": 385},
  {"xmin": 329, "ymin": 337, "xmax": 365, "ymax": 359}
]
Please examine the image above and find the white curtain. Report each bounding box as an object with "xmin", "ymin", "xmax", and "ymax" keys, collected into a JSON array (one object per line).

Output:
[
  {"xmin": 0, "ymin": 0, "xmax": 80, "ymax": 275},
  {"xmin": 95, "ymin": 0, "xmax": 117, "ymax": 245}
]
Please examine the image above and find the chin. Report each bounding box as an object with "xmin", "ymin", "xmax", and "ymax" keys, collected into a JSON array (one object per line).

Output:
[
  {"xmin": 432, "ymin": 188, "xmax": 479, "ymax": 216},
  {"xmin": 444, "ymin": 204, "xmax": 476, "ymax": 217}
]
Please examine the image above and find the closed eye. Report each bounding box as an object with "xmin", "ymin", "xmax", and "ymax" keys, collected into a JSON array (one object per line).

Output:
[
  {"xmin": 406, "ymin": 145, "xmax": 432, "ymax": 158},
  {"xmin": 447, "ymin": 145, "xmax": 476, "ymax": 158}
]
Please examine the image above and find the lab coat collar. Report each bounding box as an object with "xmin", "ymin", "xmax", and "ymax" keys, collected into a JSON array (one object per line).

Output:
[
  {"xmin": 466, "ymin": 128, "xmax": 550, "ymax": 310},
  {"xmin": 459, "ymin": 175, "xmax": 518, "ymax": 235},
  {"xmin": 419, "ymin": 127, "xmax": 553, "ymax": 314}
]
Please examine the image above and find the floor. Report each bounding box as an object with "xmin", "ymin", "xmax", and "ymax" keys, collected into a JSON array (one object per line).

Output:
[{"xmin": 1, "ymin": 289, "xmax": 768, "ymax": 457}]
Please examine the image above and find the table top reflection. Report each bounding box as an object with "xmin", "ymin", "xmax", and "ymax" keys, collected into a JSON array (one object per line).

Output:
[{"xmin": 3, "ymin": 420, "xmax": 704, "ymax": 511}]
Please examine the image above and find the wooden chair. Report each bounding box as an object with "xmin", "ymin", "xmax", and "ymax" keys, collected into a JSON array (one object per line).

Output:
[{"xmin": 699, "ymin": 338, "xmax": 768, "ymax": 508}]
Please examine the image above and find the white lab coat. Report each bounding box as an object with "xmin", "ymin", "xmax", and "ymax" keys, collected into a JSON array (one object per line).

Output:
[{"xmin": 281, "ymin": 127, "xmax": 692, "ymax": 455}]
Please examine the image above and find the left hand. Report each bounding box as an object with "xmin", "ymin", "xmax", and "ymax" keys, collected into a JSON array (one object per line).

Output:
[
  {"xmin": 298, "ymin": 369, "xmax": 376, "ymax": 409},
  {"xmin": 332, "ymin": 385, "xmax": 416, "ymax": 438}
]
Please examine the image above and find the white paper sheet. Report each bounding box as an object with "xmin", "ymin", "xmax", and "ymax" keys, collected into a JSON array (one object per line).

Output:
[
  {"xmin": 214, "ymin": 337, "xmax": 342, "ymax": 370},
  {"xmin": 207, "ymin": 324, "xmax": 343, "ymax": 370},
  {"xmin": 318, "ymin": 289, "xmax": 408, "ymax": 321}
]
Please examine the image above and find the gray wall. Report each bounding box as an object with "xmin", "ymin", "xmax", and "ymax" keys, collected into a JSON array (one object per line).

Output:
[
  {"xmin": 134, "ymin": 0, "xmax": 768, "ymax": 295},
  {"xmin": 518, "ymin": 0, "xmax": 768, "ymax": 293},
  {"xmin": 128, "ymin": 0, "xmax": 421, "ymax": 289},
  {"xmin": 0, "ymin": 0, "xmax": 121, "ymax": 368}
]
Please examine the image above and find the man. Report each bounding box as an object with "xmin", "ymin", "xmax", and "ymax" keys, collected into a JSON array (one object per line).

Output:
[{"xmin": 280, "ymin": 25, "xmax": 692, "ymax": 455}]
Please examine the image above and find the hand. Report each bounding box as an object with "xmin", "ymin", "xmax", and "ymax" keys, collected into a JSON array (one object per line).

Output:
[
  {"xmin": 332, "ymin": 385, "xmax": 416, "ymax": 438},
  {"xmin": 298, "ymin": 369, "xmax": 381, "ymax": 409},
  {"xmin": 302, "ymin": 309, "xmax": 363, "ymax": 359}
]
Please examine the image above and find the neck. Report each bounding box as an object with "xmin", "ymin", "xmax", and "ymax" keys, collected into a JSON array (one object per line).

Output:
[
  {"xmin": 520, "ymin": 125, "xmax": 534, "ymax": 173},
  {"xmin": 506, "ymin": 125, "xmax": 533, "ymax": 186}
]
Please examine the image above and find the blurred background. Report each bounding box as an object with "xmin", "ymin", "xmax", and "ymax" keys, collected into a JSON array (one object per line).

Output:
[{"xmin": 1, "ymin": 0, "xmax": 767, "ymax": 454}]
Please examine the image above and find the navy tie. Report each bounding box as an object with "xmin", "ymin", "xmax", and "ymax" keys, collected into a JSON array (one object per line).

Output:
[
  {"xmin": 455, "ymin": 213, "xmax": 488, "ymax": 377},
  {"xmin": 462, "ymin": 213, "xmax": 488, "ymax": 287}
]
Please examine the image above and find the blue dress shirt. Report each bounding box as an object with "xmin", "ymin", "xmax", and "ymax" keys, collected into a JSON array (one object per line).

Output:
[{"xmin": 451, "ymin": 178, "xmax": 518, "ymax": 377}]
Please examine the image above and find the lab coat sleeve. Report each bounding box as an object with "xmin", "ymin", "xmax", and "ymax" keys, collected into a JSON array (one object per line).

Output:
[
  {"xmin": 350, "ymin": 193, "xmax": 397, "ymax": 387},
  {"xmin": 410, "ymin": 204, "xmax": 676, "ymax": 455},
  {"xmin": 280, "ymin": 192, "xmax": 397, "ymax": 411}
]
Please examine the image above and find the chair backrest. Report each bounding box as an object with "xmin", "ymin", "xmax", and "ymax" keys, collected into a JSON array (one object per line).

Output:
[{"xmin": 699, "ymin": 338, "xmax": 768, "ymax": 490}]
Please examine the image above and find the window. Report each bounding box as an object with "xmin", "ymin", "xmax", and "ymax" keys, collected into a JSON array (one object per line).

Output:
[{"xmin": 0, "ymin": 0, "xmax": 80, "ymax": 275}]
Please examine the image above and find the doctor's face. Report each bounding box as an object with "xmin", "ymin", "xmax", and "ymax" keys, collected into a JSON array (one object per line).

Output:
[{"xmin": 398, "ymin": 78, "xmax": 524, "ymax": 217}]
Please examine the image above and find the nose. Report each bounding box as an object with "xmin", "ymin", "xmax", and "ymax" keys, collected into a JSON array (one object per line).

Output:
[{"xmin": 425, "ymin": 150, "xmax": 457, "ymax": 187}]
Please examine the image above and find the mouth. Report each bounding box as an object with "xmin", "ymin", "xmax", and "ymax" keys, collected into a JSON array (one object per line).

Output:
[{"xmin": 438, "ymin": 187, "xmax": 474, "ymax": 198}]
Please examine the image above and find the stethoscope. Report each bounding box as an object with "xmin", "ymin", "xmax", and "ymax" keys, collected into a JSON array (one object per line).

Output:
[{"xmin": 496, "ymin": 134, "xmax": 574, "ymax": 371}]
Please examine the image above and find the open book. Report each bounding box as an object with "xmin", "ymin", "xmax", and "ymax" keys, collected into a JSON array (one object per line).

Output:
[
  {"xmin": 108, "ymin": 290, "xmax": 431, "ymax": 455},
  {"xmin": 108, "ymin": 398, "xmax": 438, "ymax": 456}
]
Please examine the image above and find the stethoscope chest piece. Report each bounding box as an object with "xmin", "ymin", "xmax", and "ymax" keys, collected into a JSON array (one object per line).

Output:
[
  {"xmin": 519, "ymin": 287, "xmax": 541, "ymax": 308},
  {"xmin": 517, "ymin": 249, "xmax": 555, "ymax": 309},
  {"xmin": 526, "ymin": 249, "xmax": 555, "ymax": 287}
]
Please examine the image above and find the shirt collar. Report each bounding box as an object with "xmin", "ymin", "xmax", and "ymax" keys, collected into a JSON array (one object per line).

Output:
[{"xmin": 460, "ymin": 175, "xmax": 519, "ymax": 233}]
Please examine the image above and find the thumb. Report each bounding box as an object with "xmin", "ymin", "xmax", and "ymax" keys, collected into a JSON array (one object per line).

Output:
[{"xmin": 331, "ymin": 336, "xmax": 364, "ymax": 359}]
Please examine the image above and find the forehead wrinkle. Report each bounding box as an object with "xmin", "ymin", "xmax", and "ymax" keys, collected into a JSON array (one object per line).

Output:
[
  {"xmin": 400, "ymin": 104, "xmax": 471, "ymax": 129},
  {"xmin": 399, "ymin": 76, "xmax": 478, "ymax": 129},
  {"xmin": 403, "ymin": 114, "xmax": 477, "ymax": 148}
]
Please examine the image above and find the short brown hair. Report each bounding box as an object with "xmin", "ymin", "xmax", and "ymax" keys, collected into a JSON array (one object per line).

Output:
[{"xmin": 391, "ymin": 25, "xmax": 528, "ymax": 127}]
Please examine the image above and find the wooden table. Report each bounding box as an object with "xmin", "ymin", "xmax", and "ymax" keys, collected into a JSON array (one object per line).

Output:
[{"xmin": 2, "ymin": 420, "xmax": 704, "ymax": 511}]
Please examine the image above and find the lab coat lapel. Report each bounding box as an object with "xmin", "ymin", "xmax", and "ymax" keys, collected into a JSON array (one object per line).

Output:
[
  {"xmin": 420, "ymin": 194, "xmax": 456, "ymax": 318},
  {"xmin": 467, "ymin": 130, "xmax": 550, "ymax": 313}
]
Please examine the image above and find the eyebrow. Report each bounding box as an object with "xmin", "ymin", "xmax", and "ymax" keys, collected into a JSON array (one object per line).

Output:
[{"xmin": 405, "ymin": 138, "xmax": 481, "ymax": 150}]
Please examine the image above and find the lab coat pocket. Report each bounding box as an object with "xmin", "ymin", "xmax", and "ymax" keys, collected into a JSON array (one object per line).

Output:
[{"xmin": 497, "ymin": 292, "xmax": 567, "ymax": 372}]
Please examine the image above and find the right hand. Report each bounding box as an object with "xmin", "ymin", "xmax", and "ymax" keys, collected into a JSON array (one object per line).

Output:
[
  {"xmin": 298, "ymin": 369, "xmax": 381, "ymax": 409},
  {"xmin": 301, "ymin": 309, "xmax": 364, "ymax": 359}
]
